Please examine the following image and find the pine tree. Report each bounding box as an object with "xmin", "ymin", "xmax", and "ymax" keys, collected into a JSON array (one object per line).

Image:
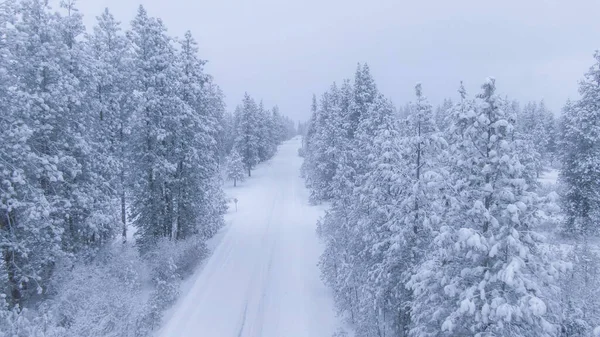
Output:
[
  {"xmin": 201, "ymin": 78, "xmax": 226, "ymax": 165},
  {"xmin": 558, "ymin": 240, "xmax": 600, "ymax": 335},
  {"xmin": 542, "ymin": 107, "xmax": 558, "ymax": 166},
  {"xmin": 410, "ymin": 79, "xmax": 558, "ymax": 336},
  {"xmin": 559, "ymin": 53, "xmax": 600, "ymax": 236},
  {"xmin": 173, "ymin": 30, "xmax": 225, "ymax": 240},
  {"xmin": 388, "ymin": 84, "xmax": 447, "ymax": 334},
  {"xmin": 221, "ymin": 110, "xmax": 236, "ymax": 158},
  {"xmin": 256, "ymin": 101, "xmax": 273, "ymax": 162},
  {"xmin": 57, "ymin": 0, "xmax": 121, "ymax": 253},
  {"xmin": 315, "ymin": 81, "xmax": 360, "ymax": 323},
  {"xmin": 349, "ymin": 63, "xmax": 377, "ymax": 139},
  {"xmin": 226, "ymin": 149, "xmax": 246, "ymax": 187},
  {"xmin": 516, "ymin": 100, "xmax": 553, "ymax": 170},
  {"xmin": 0, "ymin": 0, "xmax": 54, "ymax": 308},
  {"xmin": 316, "ymin": 75, "xmax": 388, "ymax": 333},
  {"xmin": 536, "ymin": 101, "xmax": 553, "ymax": 163},
  {"xmin": 235, "ymin": 93, "xmax": 260, "ymax": 177},
  {"xmin": 308, "ymin": 83, "xmax": 346, "ymax": 201},
  {"xmin": 1, "ymin": 0, "xmax": 86, "ymax": 306},
  {"xmin": 301, "ymin": 94, "xmax": 319, "ymax": 181},
  {"xmin": 271, "ymin": 105, "xmax": 289, "ymax": 148},
  {"xmin": 128, "ymin": 6, "xmax": 182, "ymax": 248},
  {"xmin": 85, "ymin": 7, "xmax": 131, "ymax": 242},
  {"xmin": 352, "ymin": 94, "xmax": 405, "ymax": 336},
  {"xmin": 434, "ymin": 98, "xmax": 453, "ymax": 131}
]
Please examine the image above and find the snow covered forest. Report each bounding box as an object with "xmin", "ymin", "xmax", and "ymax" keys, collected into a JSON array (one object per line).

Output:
[
  {"xmin": 0, "ymin": 1, "xmax": 295, "ymax": 335},
  {"xmin": 302, "ymin": 61, "xmax": 600, "ymax": 336},
  {"xmin": 2, "ymin": 0, "xmax": 600, "ymax": 336}
]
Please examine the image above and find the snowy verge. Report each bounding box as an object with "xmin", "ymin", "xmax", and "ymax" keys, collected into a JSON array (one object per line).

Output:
[{"xmin": 0, "ymin": 163, "xmax": 276, "ymax": 337}]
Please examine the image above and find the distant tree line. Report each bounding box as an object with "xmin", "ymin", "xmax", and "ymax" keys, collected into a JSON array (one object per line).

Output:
[{"xmin": 223, "ymin": 95, "xmax": 296, "ymax": 184}]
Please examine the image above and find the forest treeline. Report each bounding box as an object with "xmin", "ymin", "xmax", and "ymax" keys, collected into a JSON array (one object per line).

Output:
[
  {"xmin": 0, "ymin": 1, "xmax": 295, "ymax": 335},
  {"xmin": 302, "ymin": 60, "xmax": 600, "ymax": 336}
]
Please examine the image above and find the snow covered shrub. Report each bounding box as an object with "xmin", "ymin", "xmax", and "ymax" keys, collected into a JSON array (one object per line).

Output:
[
  {"xmin": 556, "ymin": 243, "xmax": 600, "ymax": 336},
  {"xmin": 1, "ymin": 245, "xmax": 141, "ymax": 337},
  {"xmin": 538, "ymin": 191, "xmax": 563, "ymax": 234},
  {"xmin": 332, "ymin": 327, "xmax": 349, "ymax": 337},
  {"xmin": 50, "ymin": 245, "xmax": 146, "ymax": 337},
  {"xmin": 137, "ymin": 235, "xmax": 208, "ymax": 334},
  {"xmin": 0, "ymin": 306, "xmax": 65, "ymax": 337},
  {"xmin": 173, "ymin": 236, "xmax": 208, "ymax": 279},
  {"xmin": 35, "ymin": 235, "xmax": 208, "ymax": 337}
]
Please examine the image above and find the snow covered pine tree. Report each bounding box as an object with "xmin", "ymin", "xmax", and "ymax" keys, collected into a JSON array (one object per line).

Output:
[{"xmin": 409, "ymin": 78, "xmax": 559, "ymax": 337}]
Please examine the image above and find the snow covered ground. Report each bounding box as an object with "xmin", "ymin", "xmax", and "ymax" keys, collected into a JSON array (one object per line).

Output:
[{"xmin": 157, "ymin": 137, "xmax": 339, "ymax": 337}]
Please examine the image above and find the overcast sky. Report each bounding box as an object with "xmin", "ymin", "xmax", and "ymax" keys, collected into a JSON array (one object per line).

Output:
[{"xmin": 72, "ymin": 0, "xmax": 600, "ymax": 121}]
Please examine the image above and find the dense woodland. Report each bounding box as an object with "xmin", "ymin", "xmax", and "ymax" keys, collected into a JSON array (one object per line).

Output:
[
  {"xmin": 302, "ymin": 61, "xmax": 600, "ymax": 336},
  {"xmin": 1, "ymin": 0, "xmax": 599, "ymax": 337},
  {"xmin": 0, "ymin": 1, "xmax": 294, "ymax": 335}
]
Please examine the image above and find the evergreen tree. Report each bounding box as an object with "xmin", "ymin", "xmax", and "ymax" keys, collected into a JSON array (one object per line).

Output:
[
  {"xmin": 536, "ymin": 101, "xmax": 555, "ymax": 163},
  {"xmin": 226, "ymin": 149, "xmax": 246, "ymax": 187},
  {"xmin": 85, "ymin": 7, "xmax": 131, "ymax": 242},
  {"xmin": 559, "ymin": 53, "xmax": 600, "ymax": 238},
  {"xmin": 1, "ymin": 0, "xmax": 85, "ymax": 306},
  {"xmin": 558, "ymin": 241, "xmax": 600, "ymax": 335},
  {"xmin": 235, "ymin": 93, "xmax": 260, "ymax": 177},
  {"xmin": 352, "ymin": 94, "xmax": 405, "ymax": 336},
  {"xmin": 256, "ymin": 101, "xmax": 273, "ymax": 162},
  {"xmin": 174, "ymin": 30, "xmax": 225, "ymax": 240},
  {"xmin": 434, "ymin": 98, "xmax": 453, "ymax": 131},
  {"xmin": 516, "ymin": 100, "xmax": 556, "ymax": 169},
  {"xmin": 60, "ymin": 0, "xmax": 121, "ymax": 253},
  {"xmin": 271, "ymin": 105, "xmax": 287, "ymax": 145},
  {"xmin": 128, "ymin": 6, "xmax": 182, "ymax": 248},
  {"xmin": 389, "ymin": 84, "xmax": 447, "ymax": 334},
  {"xmin": 315, "ymin": 75, "xmax": 388, "ymax": 333},
  {"xmin": 301, "ymin": 94, "xmax": 319, "ymax": 181},
  {"xmin": 202, "ymin": 78, "xmax": 226, "ymax": 165},
  {"xmin": 409, "ymin": 79, "xmax": 558, "ymax": 336},
  {"xmin": 349, "ymin": 63, "xmax": 377, "ymax": 139},
  {"xmin": 221, "ymin": 110, "xmax": 236, "ymax": 158},
  {"xmin": 310, "ymin": 84, "xmax": 346, "ymax": 201},
  {"xmin": 315, "ymin": 81, "xmax": 360, "ymax": 323},
  {"xmin": 542, "ymin": 107, "xmax": 558, "ymax": 166},
  {"xmin": 0, "ymin": 0, "xmax": 58, "ymax": 308}
]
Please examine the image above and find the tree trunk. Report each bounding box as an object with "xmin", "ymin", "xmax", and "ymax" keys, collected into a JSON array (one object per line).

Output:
[
  {"xmin": 175, "ymin": 160, "xmax": 184, "ymax": 240},
  {"xmin": 414, "ymin": 121, "xmax": 421, "ymax": 234},
  {"xmin": 121, "ymin": 168, "xmax": 127, "ymax": 243},
  {"xmin": 120, "ymin": 123, "xmax": 127, "ymax": 243},
  {"xmin": 165, "ymin": 182, "xmax": 173, "ymax": 239},
  {"xmin": 234, "ymin": 178, "xmax": 237, "ymax": 187},
  {"xmin": 1, "ymin": 210, "xmax": 21, "ymax": 309}
]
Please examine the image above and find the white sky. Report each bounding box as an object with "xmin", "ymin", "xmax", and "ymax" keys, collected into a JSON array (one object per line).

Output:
[{"xmin": 71, "ymin": 0, "xmax": 600, "ymax": 121}]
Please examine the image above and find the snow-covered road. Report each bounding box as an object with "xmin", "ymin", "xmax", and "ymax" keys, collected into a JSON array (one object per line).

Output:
[{"xmin": 157, "ymin": 137, "xmax": 339, "ymax": 337}]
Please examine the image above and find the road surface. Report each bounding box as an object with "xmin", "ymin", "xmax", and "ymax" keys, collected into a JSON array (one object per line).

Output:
[{"xmin": 157, "ymin": 137, "xmax": 339, "ymax": 337}]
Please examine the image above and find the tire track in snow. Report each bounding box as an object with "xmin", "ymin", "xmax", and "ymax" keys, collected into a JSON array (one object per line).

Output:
[
  {"xmin": 236, "ymin": 301, "xmax": 249, "ymax": 337},
  {"xmin": 240, "ymin": 177, "xmax": 283, "ymax": 337}
]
